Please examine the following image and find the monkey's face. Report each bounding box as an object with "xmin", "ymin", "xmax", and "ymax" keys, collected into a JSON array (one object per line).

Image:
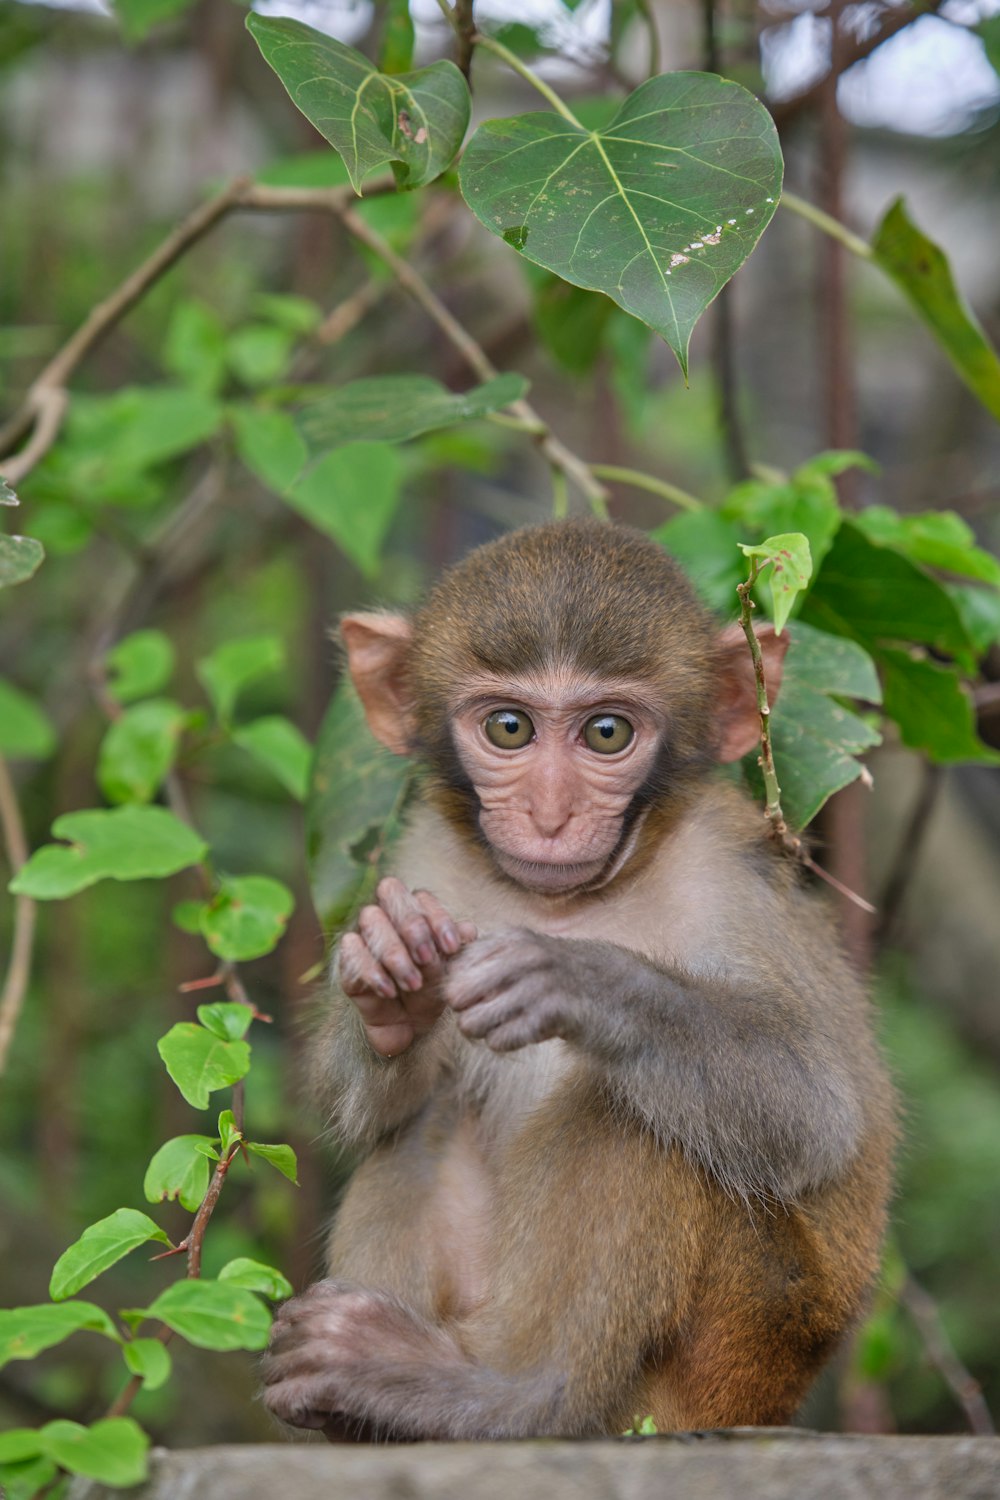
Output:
[{"xmin": 448, "ymin": 665, "xmax": 665, "ymax": 894}]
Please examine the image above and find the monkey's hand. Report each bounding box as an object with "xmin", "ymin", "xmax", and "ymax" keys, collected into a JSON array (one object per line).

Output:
[
  {"xmin": 339, "ymin": 877, "xmax": 477, "ymax": 1057},
  {"xmin": 445, "ymin": 928, "xmax": 587, "ymax": 1053}
]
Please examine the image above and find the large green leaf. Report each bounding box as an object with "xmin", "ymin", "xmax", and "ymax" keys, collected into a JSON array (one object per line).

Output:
[
  {"xmin": 0, "ymin": 1302, "xmax": 120, "ymax": 1368},
  {"xmin": 800, "ymin": 521, "xmax": 974, "ymax": 663},
  {"xmin": 297, "ymin": 374, "xmax": 529, "ymax": 455},
  {"xmin": 157, "ymin": 1022, "xmax": 251, "ymax": 1110},
  {"xmin": 137, "ymin": 1278, "xmax": 272, "ymax": 1351},
  {"xmin": 31, "ymin": 1417, "xmax": 148, "ymax": 1487},
  {"xmin": 66, "ymin": 386, "xmax": 223, "ymax": 473},
  {"xmin": 751, "ymin": 622, "xmax": 882, "ymax": 829},
  {"xmin": 9, "ymin": 806, "xmax": 207, "ymax": 900},
  {"xmin": 872, "ymin": 198, "xmax": 1000, "ymax": 424},
  {"xmin": 307, "ymin": 677, "xmax": 413, "ymax": 930},
  {"xmin": 231, "ymin": 405, "xmax": 308, "ymax": 493},
  {"xmin": 652, "ymin": 508, "xmax": 745, "ymax": 616},
  {"xmin": 879, "ymin": 648, "xmax": 1000, "ymax": 766},
  {"xmin": 460, "ymin": 72, "xmax": 782, "ymax": 374},
  {"xmin": 49, "ymin": 1209, "xmax": 170, "ymax": 1301},
  {"xmin": 286, "ymin": 441, "xmax": 403, "ymax": 577},
  {"xmin": 852, "ymin": 506, "xmax": 1000, "ymax": 588},
  {"xmin": 247, "ymin": 14, "xmax": 470, "ymax": 192},
  {"xmin": 0, "ymin": 533, "xmax": 44, "ymax": 588}
]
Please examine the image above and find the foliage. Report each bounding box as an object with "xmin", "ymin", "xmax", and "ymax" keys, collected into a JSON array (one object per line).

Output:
[{"xmin": 2, "ymin": 0, "xmax": 1000, "ymax": 1470}]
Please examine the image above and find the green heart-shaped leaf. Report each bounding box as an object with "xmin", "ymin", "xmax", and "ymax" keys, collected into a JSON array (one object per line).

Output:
[
  {"xmin": 247, "ymin": 13, "xmax": 470, "ymax": 193},
  {"xmin": 460, "ymin": 72, "xmax": 782, "ymax": 374}
]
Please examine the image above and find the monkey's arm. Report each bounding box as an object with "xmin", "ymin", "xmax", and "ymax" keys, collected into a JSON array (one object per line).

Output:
[{"xmin": 446, "ymin": 928, "xmax": 872, "ymax": 1203}]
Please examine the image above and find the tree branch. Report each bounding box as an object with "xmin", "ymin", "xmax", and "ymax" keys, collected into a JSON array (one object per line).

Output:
[
  {"xmin": 336, "ymin": 202, "xmax": 610, "ymax": 515},
  {"xmin": 768, "ymin": 0, "xmax": 946, "ymax": 129},
  {"xmin": 0, "ymin": 755, "xmax": 37, "ymax": 1077},
  {"xmin": 900, "ymin": 1274, "xmax": 996, "ymax": 1436}
]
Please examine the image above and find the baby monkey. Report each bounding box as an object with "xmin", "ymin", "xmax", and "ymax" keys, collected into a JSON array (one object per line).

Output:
[{"xmin": 263, "ymin": 519, "xmax": 894, "ymax": 1440}]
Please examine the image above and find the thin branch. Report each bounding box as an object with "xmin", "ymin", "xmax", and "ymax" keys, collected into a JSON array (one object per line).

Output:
[
  {"xmin": 467, "ymin": 24, "xmax": 585, "ymax": 127},
  {"xmin": 1, "ymin": 389, "xmax": 67, "ymax": 487},
  {"xmin": 337, "ymin": 203, "xmax": 610, "ymax": 516},
  {"xmin": 781, "ymin": 191, "xmax": 873, "ymax": 260},
  {"xmin": 454, "ymin": 0, "xmax": 476, "ymax": 81},
  {"xmin": 900, "ymin": 1274, "xmax": 996, "ymax": 1436},
  {"xmin": 0, "ymin": 756, "xmax": 37, "ymax": 1077},
  {"xmin": 768, "ymin": 0, "xmax": 945, "ymax": 129},
  {"xmin": 589, "ymin": 464, "xmax": 702, "ymax": 512},
  {"xmin": 0, "ymin": 177, "xmax": 393, "ymax": 480}
]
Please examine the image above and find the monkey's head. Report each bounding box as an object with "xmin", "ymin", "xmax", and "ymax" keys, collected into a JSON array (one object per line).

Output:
[{"xmin": 342, "ymin": 520, "xmax": 786, "ymax": 896}]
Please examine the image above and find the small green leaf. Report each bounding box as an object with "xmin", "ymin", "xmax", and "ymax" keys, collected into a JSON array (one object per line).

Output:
[
  {"xmin": 96, "ymin": 698, "xmax": 187, "ymax": 805},
  {"xmin": 67, "ymin": 386, "xmax": 223, "ymax": 473},
  {"xmin": 49, "ymin": 1209, "xmax": 170, "ymax": 1301},
  {"xmin": 218, "ymin": 1257, "xmax": 293, "ymax": 1300},
  {"xmin": 139, "ymin": 1278, "xmax": 272, "ymax": 1351},
  {"xmin": 308, "ymin": 678, "xmax": 413, "ymax": 929},
  {"xmin": 197, "ymin": 1001, "xmax": 254, "ymax": 1042},
  {"xmin": 460, "ymin": 73, "xmax": 782, "ymax": 375},
  {"xmin": 247, "ymin": 13, "xmax": 471, "ymax": 192},
  {"xmin": 233, "ymin": 716, "xmax": 312, "ymax": 801},
  {"xmin": 40, "ymin": 1417, "xmax": 149, "ymax": 1486},
  {"xmin": 143, "ymin": 1135, "xmax": 215, "ymax": 1212},
  {"xmin": 230, "ymin": 405, "xmax": 308, "ymax": 494},
  {"xmin": 880, "ymin": 648, "xmax": 1000, "ymax": 766},
  {"xmin": 246, "ymin": 1140, "xmax": 299, "ymax": 1184},
  {"xmin": 0, "ymin": 681, "xmax": 56, "ymax": 759},
  {"xmin": 286, "ymin": 441, "xmax": 402, "ymax": 577},
  {"xmin": 199, "ymin": 875, "xmax": 294, "ymax": 962},
  {"xmin": 872, "ymin": 197, "xmax": 1000, "ymax": 424},
  {"xmin": 9, "ymin": 806, "xmax": 208, "ymax": 900},
  {"xmin": 105, "ymin": 629, "xmax": 176, "ymax": 704},
  {"xmin": 0, "ymin": 1302, "xmax": 120, "ymax": 1369},
  {"xmin": 253, "ymin": 292, "xmax": 322, "ymax": 333},
  {"xmin": 157, "ymin": 1023, "xmax": 251, "ymax": 1110},
  {"xmin": 122, "ymin": 1337, "xmax": 172, "ymax": 1391},
  {"xmin": 296, "ymin": 373, "xmax": 529, "ymax": 454},
  {"xmin": 196, "ymin": 635, "xmax": 285, "ymax": 724},
  {"xmin": 217, "ymin": 1108, "xmax": 242, "ymax": 1155},
  {"xmin": 227, "ymin": 323, "xmax": 295, "ymax": 387},
  {"xmin": 164, "ymin": 299, "xmax": 228, "ymax": 395},
  {"xmin": 739, "ymin": 532, "xmax": 812, "ymax": 633},
  {"xmin": 172, "ymin": 899, "xmax": 207, "ymax": 935},
  {"xmin": 0, "ymin": 534, "xmax": 44, "ymax": 588}
]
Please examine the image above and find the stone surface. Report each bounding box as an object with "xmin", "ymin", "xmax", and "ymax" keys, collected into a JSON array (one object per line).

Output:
[{"xmin": 67, "ymin": 1431, "xmax": 1000, "ymax": 1500}]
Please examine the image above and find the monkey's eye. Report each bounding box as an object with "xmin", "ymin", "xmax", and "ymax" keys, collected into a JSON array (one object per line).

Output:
[
  {"xmin": 484, "ymin": 710, "xmax": 534, "ymax": 749},
  {"xmin": 583, "ymin": 715, "xmax": 634, "ymax": 754}
]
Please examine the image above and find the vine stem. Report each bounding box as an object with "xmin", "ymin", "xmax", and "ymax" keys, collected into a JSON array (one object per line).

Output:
[
  {"xmin": 589, "ymin": 464, "xmax": 702, "ymax": 512},
  {"xmin": 0, "ymin": 755, "xmax": 37, "ymax": 1077},
  {"xmin": 780, "ymin": 190, "xmax": 873, "ymax": 261}
]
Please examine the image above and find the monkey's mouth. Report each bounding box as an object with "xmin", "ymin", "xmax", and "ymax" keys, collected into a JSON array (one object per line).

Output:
[{"xmin": 490, "ymin": 850, "xmax": 610, "ymax": 894}]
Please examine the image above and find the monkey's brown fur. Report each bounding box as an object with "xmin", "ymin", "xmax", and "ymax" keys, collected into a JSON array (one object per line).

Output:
[{"xmin": 263, "ymin": 519, "xmax": 895, "ymax": 1440}]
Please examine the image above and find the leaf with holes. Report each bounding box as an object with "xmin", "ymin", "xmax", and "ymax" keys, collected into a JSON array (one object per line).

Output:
[
  {"xmin": 739, "ymin": 532, "xmax": 812, "ymax": 633},
  {"xmin": 247, "ymin": 13, "xmax": 470, "ymax": 192},
  {"xmin": 143, "ymin": 1135, "xmax": 216, "ymax": 1212},
  {"xmin": 460, "ymin": 72, "xmax": 782, "ymax": 374}
]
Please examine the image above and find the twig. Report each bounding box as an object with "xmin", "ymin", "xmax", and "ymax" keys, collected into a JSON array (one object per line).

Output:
[
  {"xmin": 0, "ymin": 177, "xmax": 394, "ymax": 481},
  {"xmin": 0, "ymin": 756, "xmax": 37, "ymax": 1077},
  {"xmin": 735, "ymin": 562, "xmax": 876, "ymax": 913},
  {"xmin": 780, "ymin": 191, "xmax": 873, "ymax": 261},
  {"xmin": 1, "ymin": 389, "xmax": 68, "ymax": 487},
  {"xmin": 453, "ymin": 0, "xmax": 476, "ymax": 81},
  {"xmin": 875, "ymin": 762, "xmax": 942, "ymax": 948},
  {"xmin": 589, "ymin": 464, "xmax": 702, "ymax": 512},
  {"xmin": 337, "ymin": 202, "xmax": 610, "ymax": 516},
  {"xmin": 768, "ymin": 0, "xmax": 945, "ymax": 128},
  {"xmin": 900, "ymin": 1274, "xmax": 996, "ymax": 1436}
]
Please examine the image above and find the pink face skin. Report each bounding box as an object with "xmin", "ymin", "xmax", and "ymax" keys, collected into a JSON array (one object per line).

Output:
[{"xmin": 449, "ymin": 669, "xmax": 666, "ymax": 895}]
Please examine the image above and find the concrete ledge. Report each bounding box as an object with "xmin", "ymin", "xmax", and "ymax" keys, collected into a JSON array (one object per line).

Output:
[{"xmin": 68, "ymin": 1431, "xmax": 1000, "ymax": 1500}]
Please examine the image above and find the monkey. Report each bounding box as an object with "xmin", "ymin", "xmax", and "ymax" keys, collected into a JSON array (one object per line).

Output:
[{"xmin": 262, "ymin": 518, "xmax": 895, "ymax": 1441}]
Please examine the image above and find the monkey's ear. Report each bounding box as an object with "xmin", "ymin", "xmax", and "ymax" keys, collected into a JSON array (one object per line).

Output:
[
  {"xmin": 714, "ymin": 622, "xmax": 791, "ymax": 763},
  {"xmin": 340, "ymin": 612, "xmax": 415, "ymax": 756}
]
